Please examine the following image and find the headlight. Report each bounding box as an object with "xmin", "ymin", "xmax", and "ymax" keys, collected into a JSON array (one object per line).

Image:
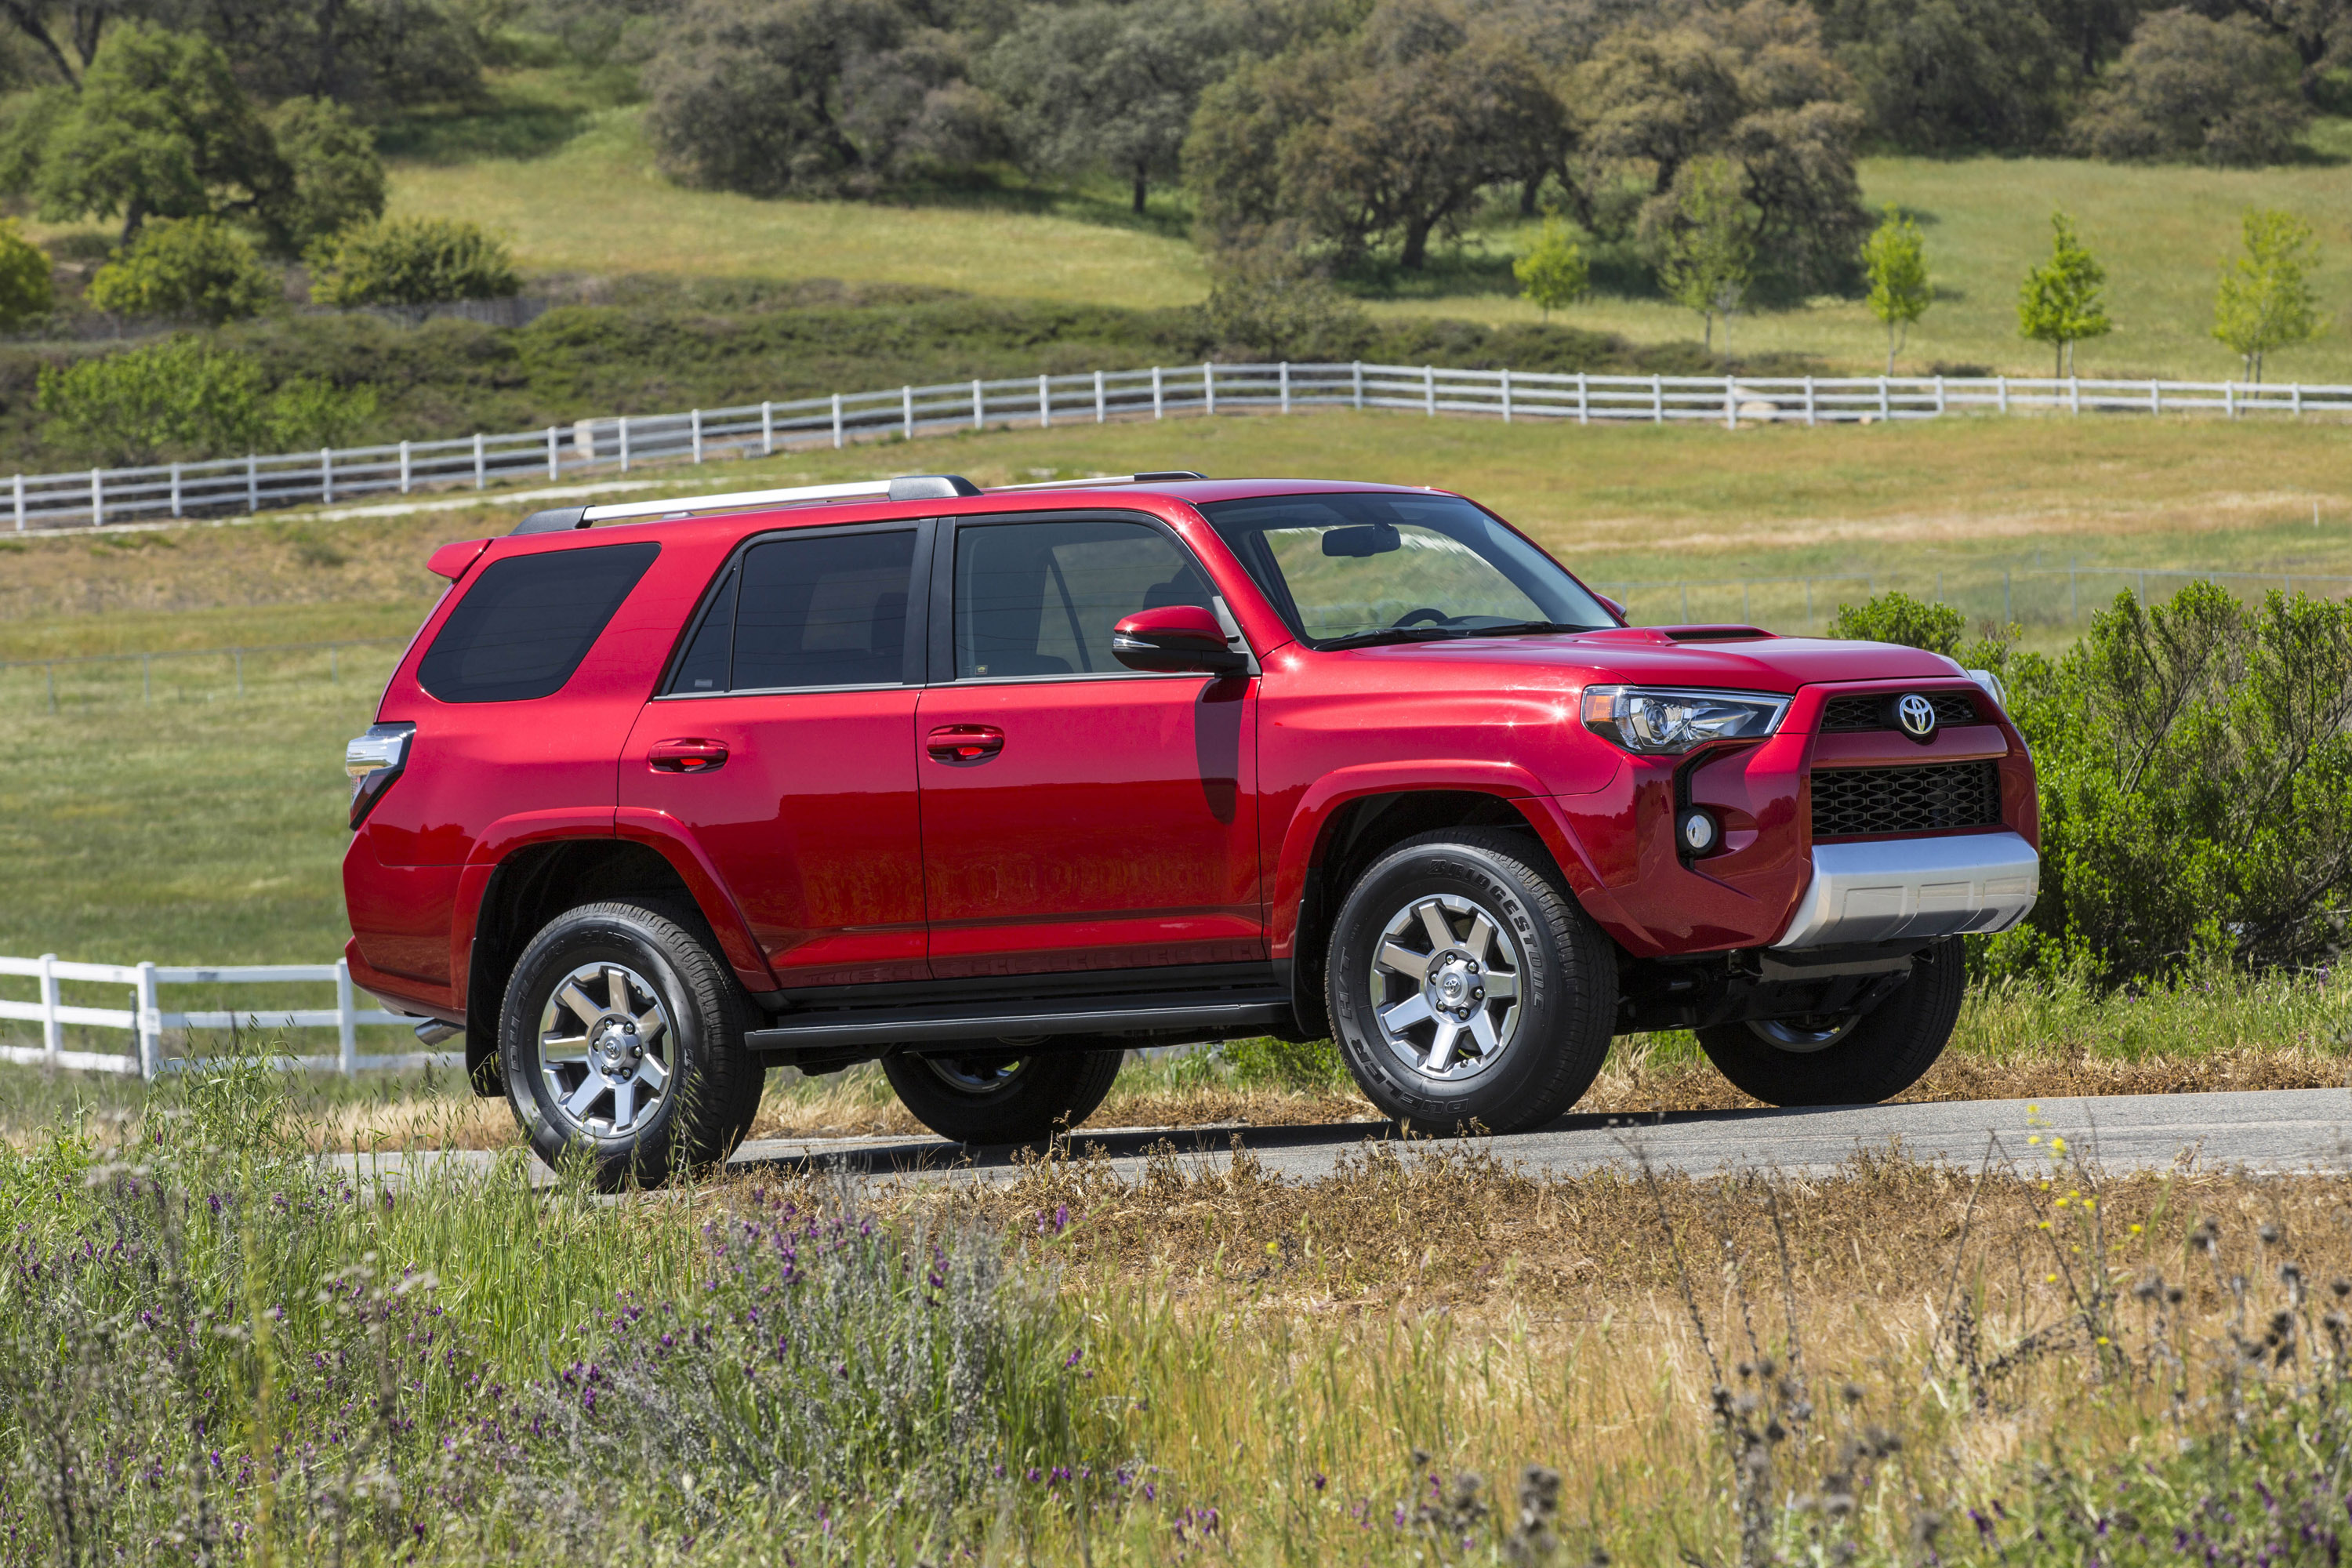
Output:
[
  {"xmin": 1964, "ymin": 667, "xmax": 2008, "ymax": 710},
  {"xmin": 1581, "ymin": 685, "xmax": 1790, "ymax": 754}
]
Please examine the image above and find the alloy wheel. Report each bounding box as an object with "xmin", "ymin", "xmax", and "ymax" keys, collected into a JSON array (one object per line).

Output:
[
  {"xmin": 1367, "ymin": 892, "xmax": 1524, "ymax": 1082},
  {"xmin": 537, "ymin": 962, "xmax": 674, "ymax": 1137}
]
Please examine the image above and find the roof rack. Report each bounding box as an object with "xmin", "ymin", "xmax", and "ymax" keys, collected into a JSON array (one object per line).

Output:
[{"xmin": 510, "ymin": 470, "xmax": 1208, "ymax": 535}]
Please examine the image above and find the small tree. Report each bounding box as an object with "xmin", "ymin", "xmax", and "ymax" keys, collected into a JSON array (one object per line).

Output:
[
  {"xmin": 0, "ymin": 219, "xmax": 55, "ymax": 330},
  {"xmin": 2213, "ymin": 208, "xmax": 2321, "ymax": 384},
  {"xmin": 1202, "ymin": 225, "xmax": 1370, "ymax": 361},
  {"xmin": 85, "ymin": 216, "xmax": 281, "ymax": 324},
  {"xmin": 1657, "ymin": 158, "xmax": 1753, "ymax": 357},
  {"xmin": 2017, "ymin": 210, "xmax": 2111, "ymax": 378},
  {"xmin": 308, "ymin": 216, "xmax": 520, "ymax": 308},
  {"xmin": 1860, "ymin": 207, "xmax": 1930, "ymax": 376},
  {"xmin": 1513, "ymin": 219, "xmax": 1589, "ymax": 321},
  {"xmin": 261, "ymin": 97, "xmax": 387, "ymax": 256}
]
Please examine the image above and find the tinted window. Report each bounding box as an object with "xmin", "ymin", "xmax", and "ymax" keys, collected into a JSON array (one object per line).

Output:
[
  {"xmin": 1201, "ymin": 492, "xmax": 1610, "ymax": 647},
  {"xmin": 418, "ymin": 542, "xmax": 659, "ymax": 703},
  {"xmin": 728, "ymin": 529, "xmax": 916, "ymax": 691},
  {"xmin": 668, "ymin": 564, "xmax": 737, "ymax": 694},
  {"xmin": 954, "ymin": 519, "xmax": 1207, "ymax": 679}
]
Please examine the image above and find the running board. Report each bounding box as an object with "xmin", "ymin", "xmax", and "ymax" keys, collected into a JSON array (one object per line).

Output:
[{"xmin": 743, "ymin": 988, "xmax": 1292, "ymax": 1055}]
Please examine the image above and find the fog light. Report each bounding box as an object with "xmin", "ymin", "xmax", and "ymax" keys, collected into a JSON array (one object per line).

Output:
[{"xmin": 1679, "ymin": 808, "xmax": 1720, "ymax": 855}]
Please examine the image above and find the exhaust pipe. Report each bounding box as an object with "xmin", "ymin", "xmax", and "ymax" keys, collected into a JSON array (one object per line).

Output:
[{"xmin": 413, "ymin": 1020, "xmax": 462, "ymax": 1047}]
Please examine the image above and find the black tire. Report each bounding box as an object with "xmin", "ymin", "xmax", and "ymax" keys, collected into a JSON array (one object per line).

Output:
[
  {"xmin": 499, "ymin": 898, "xmax": 766, "ymax": 1191},
  {"xmin": 1693, "ymin": 935, "xmax": 1965, "ymax": 1105},
  {"xmin": 881, "ymin": 1045, "xmax": 1123, "ymax": 1145},
  {"xmin": 1326, "ymin": 829, "xmax": 1616, "ymax": 1134}
]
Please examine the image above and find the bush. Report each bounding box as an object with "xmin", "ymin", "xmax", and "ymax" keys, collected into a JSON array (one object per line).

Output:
[
  {"xmin": 84, "ymin": 216, "xmax": 281, "ymax": 324},
  {"xmin": 2070, "ymin": 9, "xmax": 2308, "ymax": 166},
  {"xmin": 262, "ymin": 96, "xmax": 387, "ymax": 255},
  {"xmin": 1827, "ymin": 589, "xmax": 1967, "ymax": 655},
  {"xmin": 308, "ymin": 216, "xmax": 520, "ymax": 308},
  {"xmin": 0, "ymin": 217, "xmax": 53, "ymax": 330},
  {"xmin": 1201, "ymin": 225, "xmax": 1371, "ymax": 360},
  {"xmin": 36, "ymin": 335, "xmax": 377, "ymax": 465}
]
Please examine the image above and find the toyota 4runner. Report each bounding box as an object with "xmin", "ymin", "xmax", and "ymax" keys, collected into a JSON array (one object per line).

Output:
[{"xmin": 343, "ymin": 472, "xmax": 2039, "ymax": 1186}]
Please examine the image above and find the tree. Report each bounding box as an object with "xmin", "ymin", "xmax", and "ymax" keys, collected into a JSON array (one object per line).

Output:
[
  {"xmin": 2213, "ymin": 208, "xmax": 2323, "ymax": 382},
  {"xmin": 2017, "ymin": 210, "xmax": 2111, "ymax": 376},
  {"xmin": 1656, "ymin": 156, "xmax": 1753, "ymax": 356},
  {"xmin": 2070, "ymin": 9, "xmax": 2308, "ymax": 166},
  {"xmin": 1512, "ymin": 218, "xmax": 1588, "ymax": 320},
  {"xmin": 1818, "ymin": 0, "xmax": 2080, "ymax": 151},
  {"xmin": 260, "ymin": 97, "xmax": 385, "ymax": 256},
  {"xmin": 84, "ymin": 213, "xmax": 278, "ymax": 322},
  {"xmin": 985, "ymin": 2, "xmax": 1230, "ymax": 214},
  {"xmin": 31, "ymin": 24, "xmax": 284, "ymax": 243},
  {"xmin": 307, "ymin": 216, "xmax": 519, "ymax": 307},
  {"xmin": 0, "ymin": 216, "xmax": 53, "ymax": 329},
  {"xmin": 1861, "ymin": 207, "xmax": 1930, "ymax": 374},
  {"xmin": 1200, "ymin": 223, "xmax": 1370, "ymax": 358},
  {"xmin": 147, "ymin": 0, "xmax": 488, "ymax": 111}
]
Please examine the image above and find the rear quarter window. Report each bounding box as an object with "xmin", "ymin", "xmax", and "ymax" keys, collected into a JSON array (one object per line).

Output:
[{"xmin": 417, "ymin": 541, "xmax": 660, "ymax": 703}]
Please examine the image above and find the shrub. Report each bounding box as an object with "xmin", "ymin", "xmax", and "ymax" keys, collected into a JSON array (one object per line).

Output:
[
  {"xmin": 84, "ymin": 215, "xmax": 281, "ymax": 324},
  {"xmin": 1827, "ymin": 589, "xmax": 1966, "ymax": 655},
  {"xmin": 261, "ymin": 96, "xmax": 387, "ymax": 255},
  {"xmin": 0, "ymin": 217, "xmax": 54, "ymax": 330},
  {"xmin": 1201, "ymin": 224, "xmax": 1370, "ymax": 361},
  {"xmin": 36, "ymin": 334, "xmax": 377, "ymax": 464},
  {"xmin": 308, "ymin": 216, "xmax": 520, "ymax": 308}
]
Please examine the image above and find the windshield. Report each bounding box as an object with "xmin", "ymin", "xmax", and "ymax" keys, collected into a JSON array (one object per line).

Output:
[{"xmin": 1200, "ymin": 492, "xmax": 1613, "ymax": 648}]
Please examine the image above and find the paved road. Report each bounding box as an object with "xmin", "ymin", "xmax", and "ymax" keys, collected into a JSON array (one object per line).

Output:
[
  {"xmin": 329, "ymin": 1087, "xmax": 2352, "ymax": 1189},
  {"xmin": 728, "ymin": 1086, "xmax": 2352, "ymax": 1184}
]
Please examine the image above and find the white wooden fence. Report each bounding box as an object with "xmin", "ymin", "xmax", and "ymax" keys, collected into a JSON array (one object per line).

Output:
[
  {"xmin": 0, "ymin": 954, "xmax": 459, "ymax": 1079},
  {"xmin": 13, "ymin": 362, "xmax": 2352, "ymax": 532}
]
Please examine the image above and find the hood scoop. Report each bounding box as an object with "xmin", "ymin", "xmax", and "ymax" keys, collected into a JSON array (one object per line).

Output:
[{"xmin": 1656, "ymin": 624, "xmax": 1775, "ymax": 642}]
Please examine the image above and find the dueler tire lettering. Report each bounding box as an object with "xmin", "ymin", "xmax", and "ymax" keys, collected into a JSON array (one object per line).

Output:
[
  {"xmin": 499, "ymin": 898, "xmax": 766, "ymax": 1192},
  {"xmin": 1325, "ymin": 829, "xmax": 1615, "ymax": 1134}
]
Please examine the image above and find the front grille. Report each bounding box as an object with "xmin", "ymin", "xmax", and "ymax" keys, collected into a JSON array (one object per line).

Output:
[
  {"xmin": 1812, "ymin": 760, "xmax": 2002, "ymax": 837},
  {"xmin": 1820, "ymin": 691, "xmax": 1982, "ymax": 732}
]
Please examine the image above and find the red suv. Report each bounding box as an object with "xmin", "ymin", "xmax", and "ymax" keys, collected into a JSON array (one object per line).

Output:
[{"xmin": 343, "ymin": 474, "xmax": 2038, "ymax": 1185}]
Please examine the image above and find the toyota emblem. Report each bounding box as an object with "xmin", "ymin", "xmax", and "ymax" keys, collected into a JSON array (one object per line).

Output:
[{"xmin": 1896, "ymin": 693, "xmax": 1938, "ymax": 740}]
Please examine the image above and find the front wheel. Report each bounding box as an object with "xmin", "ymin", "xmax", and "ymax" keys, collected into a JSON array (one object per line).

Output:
[
  {"xmin": 1693, "ymin": 935, "xmax": 1965, "ymax": 1106},
  {"xmin": 499, "ymin": 899, "xmax": 766, "ymax": 1190},
  {"xmin": 1326, "ymin": 829, "xmax": 1616, "ymax": 1134},
  {"xmin": 881, "ymin": 1046, "xmax": 1123, "ymax": 1145}
]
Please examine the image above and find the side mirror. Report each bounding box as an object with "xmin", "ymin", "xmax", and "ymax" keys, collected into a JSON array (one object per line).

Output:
[
  {"xmin": 1112, "ymin": 604, "xmax": 1247, "ymax": 676},
  {"xmin": 1595, "ymin": 593, "xmax": 1628, "ymax": 622}
]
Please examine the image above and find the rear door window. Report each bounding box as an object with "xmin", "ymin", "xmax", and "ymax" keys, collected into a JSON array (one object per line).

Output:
[
  {"xmin": 666, "ymin": 528, "xmax": 918, "ymax": 694},
  {"xmin": 417, "ymin": 541, "xmax": 659, "ymax": 703}
]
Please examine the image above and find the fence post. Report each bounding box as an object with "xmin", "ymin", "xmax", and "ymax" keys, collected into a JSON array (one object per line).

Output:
[
  {"xmin": 760, "ymin": 401, "xmax": 774, "ymax": 456},
  {"xmin": 1204, "ymin": 363, "xmax": 1216, "ymax": 416},
  {"xmin": 136, "ymin": 960, "xmax": 158, "ymax": 1080},
  {"xmin": 1723, "ymin": 376, "xmax": 1736, "ymax": 430},
  {"xmin": 1934, "ymin": 376, "xmax": 1946, "ymax": 417},
  {"xmin": 321, "ymin": 446, "xmax": 333, "ymax": 506},
  {"xmin": 1651, "ymin": 376, "xmax": 1663, "ymax": 424},
  {"xmin": 2150, "ymin": 379, "xmax": 2160, "ymax": 416},
  {"xmin": 2226, "ymin": 382, "xmax": 2237, "ymax": 419},
  {"xmin": 1279, "ymin": 361, "xmax": 1290, "ymax": 415},
  {"xmin": 2004, "ymin": 569, "xmax": 2013, "ymax": 623},
  {"xmin": 2293, "ymin": 382, "xmax": 2304, "ymax": 416},
  {"xmin": 10, "ymin": 473, "xmax": 20, "ymax": 531},
  {"xmin": 905, "ymin": 386, "xmax": 916, "ymax": 440},
  {"xmin": 248, "ymin": 454, "xmax": 259, "ymax": 514},
  {"xmin": 38, "ymin": 953, "xmax": 58, "ymax": 1063},
  {"xmin": 620, "ymin": 416, "xmax": 632, "ymax": 471},
  {"xmin": 1425, "ymin": 365, "xmax": 1436, "ymax": 416},
  {"xmin": 2069, "ymin": 377, "xmax": 2081, "ymax": 416},
  {"xmin": 336, "ymin": 957, "xmax": 357, "ymax": 1076},
  {"xmin": 1096, "ymin": 368, "xmax": 1107, "ymax": 423},
  {"xmin": 473, "ymin": 432, "xmax": 485, "ymax": 488},
  {"xmin": 1352, "ymin": 361, "xmax": 1364, "ymax": 410},
  {"xmin": 972, "ymin": 379, "xmax": 985, "ymax": 430},
  {"xmin": 830, "ymin": 395, "xmax": 843, "ymax": 450},
  {"xmin": 170, "ymin": 463, "xmax": 183, "ymax": 517},
  {"xmin": 692, "ymin": 408, "xmax": 704, "ymax": 463},
  {"xmin": 1877, "ymin": 376, "xmax": 1889, "ymax": 421},
  {"xmin": 1803, "ymin": 377, "xmax": 1815, "ymax": 427},
  {"xmin": 1152, "ymin": 367, "xmax": 1163, "ymax": 420},
  {"xmin": 1997, "ymin": 376, "xmax": 2009, "ymax": 415},
  {"xmin": 1037, "ymin": 376, "xmax": 1050, "ymax": 430},
  {"xmin": 1577, "ymin": 372, "xmax": 1588, "ymax": 426},
  {"xmin": 1501, "ymin": 368, "xmax": 1512, "ymax": 424},
  {"xmin": 399, "ymin": 440, "xmax": 412, "ymax": 493},
  {"xmin": 546, "ymin": 426, "xmax": 559, "ymax": 481},
  {"xmin": 91, "ymin": 467, "xmax": 103, "ymax": 528}
]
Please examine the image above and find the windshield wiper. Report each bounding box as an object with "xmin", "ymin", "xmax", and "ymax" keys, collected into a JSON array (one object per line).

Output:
[
  {"xmin": 1315, "ymin": 626, "xmax": 1461, "ymax": 651},
  {"xmin": 1444, "ymin": 620, "xmax": 1592, "ymax": 638}
]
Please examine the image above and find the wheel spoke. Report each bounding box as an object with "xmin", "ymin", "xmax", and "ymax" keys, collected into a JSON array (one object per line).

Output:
[
  {"xmin": 604, "ymin": 966, "xmax": 630, "ymax": 1016},
  {"xmin": 1467, "ymin": 1009, "xmax": 1501, "ymax": 1055},
  {"xmin": 1483, "ymin": 971, "xmax": 1519, "ymax": 1002},
  {"xmin": 1424, "ymin": 1018, "xmax": 1461, "ymax": 1072},
  {"xmin": 1377, "ymin": 942, "xmax": 1430, "ymax": 981},
  {"xmin": 1462, "ymin": 914, "xmax": 1498, "ymax": 965},
  {"xmin": 1380, "ymin": 994, "xmax": 1435, "ymax": 1033},
  {"xmin": 555, "ymin": 980, "xmax": 601, "ymax": 1026},
  {"xmin": 563, "ymin": 1071, "xmax": 608, "ymax": 1119},
  {"xmin": 631, "ymin": 1007, "xmax": 669, "ymax": 1047},
  {"xmin": 608, "ymin": 1076, "xmax": 640, "ymax": 1132},
  {"xmin": 635, "ymin": 1051, "xmax": 670, "ymax": 1092},
  {"xmin": 539, "ymin": 1031, "xmax": 591, "ymax": 1060},
  {"xmin": 1417, "ymin": 902, "xmax": 1455, "ymax": 953}
]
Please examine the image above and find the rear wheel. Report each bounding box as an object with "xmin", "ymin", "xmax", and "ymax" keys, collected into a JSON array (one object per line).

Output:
[
  {"xmin": 1325, "ymin": 829, "xmax": 1615, "ymax": 1134},
  {"xmin": 881, "ymin": 1045, "xmax": 1123, "ymax": 1145},
  {"xmin": 499, "ymin": 899, "xmax": 766, "ymax": 1190},
  {"xmin": 1693, "ymin": 935, "xmax": 1965, "ymax": 1105}
]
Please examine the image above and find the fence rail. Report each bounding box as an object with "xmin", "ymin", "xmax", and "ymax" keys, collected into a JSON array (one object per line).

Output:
[
  {"xmin": 14, "ymin": 364, "xmax": 2352, "ymax": 533},
  {"xmin": 0, "ymin": 953, "xmax": 456, "ymax": 1079},
  {"xmin": 1, "ymin": 636, "xmax": 406, "ymax": 713}
]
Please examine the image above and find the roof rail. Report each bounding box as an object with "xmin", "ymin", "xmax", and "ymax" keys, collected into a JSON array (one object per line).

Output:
[{"xmin": 509, "ymin": 470, "xmax": 1208, "ymax": 535}]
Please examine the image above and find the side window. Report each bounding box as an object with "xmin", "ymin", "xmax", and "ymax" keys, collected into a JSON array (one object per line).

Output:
[
  {"xmin": 418, "ymin": 541, "xmax": 659, "ymax": 704},
  {"xmin": 953, "ymin": 520, "xmax": 1210, "ymax": 680},
  {"xmin": 677, "ymin": 528, "xmax": 916, "ymax": 694}
]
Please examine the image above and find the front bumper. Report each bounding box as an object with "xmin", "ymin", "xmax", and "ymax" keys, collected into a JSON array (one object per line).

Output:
[{"xmin": 1772, "ymin": 830, "xmax": 2039, "ymax": 949}]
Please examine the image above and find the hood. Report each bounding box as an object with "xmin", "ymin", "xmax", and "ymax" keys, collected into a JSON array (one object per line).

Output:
[{"xmin": 1342, "ymin": 625, "xmax": 1968, "ymax": 692}]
